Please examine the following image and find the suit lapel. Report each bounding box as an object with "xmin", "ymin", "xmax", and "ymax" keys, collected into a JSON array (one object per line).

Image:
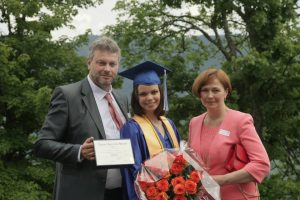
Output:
[
  {"xmin": 219, "ymin": 109, "xmax": 234, "ymax": 132},
  {"xmin": 81, "ymin": 78, "xmax": 106, "ymax": 139},
  {"xmin": 198, "ymin": 113, "xmax": 206, "ymax": 144},
  {"xmin": 188, "ymin": 113, "xmax": 205, "ymax": 147}
]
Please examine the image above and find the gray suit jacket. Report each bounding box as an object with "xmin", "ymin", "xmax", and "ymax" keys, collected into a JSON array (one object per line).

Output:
[{"xmin": 34, "ymin": 78, "xmax": 129, "ymax": 200}]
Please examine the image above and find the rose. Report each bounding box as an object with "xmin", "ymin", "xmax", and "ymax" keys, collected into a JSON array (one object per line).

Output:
[
  {"xmin": 139, "ymin": 181, "xmax": 149, "ymax": 191},
  {"xmin": 170, "ymin": 163, "xmax": 184, "ymax": 175},
  {"xmin": 156, "ymin": 192, "xmax": 169, "ymax": 200},
  {"xmin": 185, "ymin": 180, "xmax": 197, "ymax": 194},
  {"xmin": 173, "ymin": 183, "xmax": 186, "ymax": 195},
  {"xmin": 171, "ymin": 176, "xmax": 185, "ymax": 187},
  {"xmin": 139, "ymin": 181, "xmax": 155, "ymax": 192},
  {"xmin": 146, "ymin": 186, "xmax": 159, "ymax": 199},
  {"xmin": 173, "ymin": 195, "xmax": 187, "ymax": 200},
  {"xmin": 173, "ymin": 155, "xmax": 188, "ymax": 166},
  {"xmin": 156, "ymin": 179, "xmax": 169, "ymax": 192},
  {"xmin": 190, "ymin": 170, "xmax": 201, "ymax": 183}
]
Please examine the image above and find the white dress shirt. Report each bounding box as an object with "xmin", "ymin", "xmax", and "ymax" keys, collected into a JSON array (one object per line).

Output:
[{"xmin": 87, "ymin": 75, "xmax": 126, "ymax": 189}]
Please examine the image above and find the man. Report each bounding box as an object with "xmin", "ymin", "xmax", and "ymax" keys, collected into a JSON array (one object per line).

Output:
[{"xmin": 34, "ymin": 36, "xmax": 129, "ymax": 200}]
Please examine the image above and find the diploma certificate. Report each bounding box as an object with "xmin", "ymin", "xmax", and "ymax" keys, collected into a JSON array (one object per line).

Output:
[{"xmin": 94, "ymin": 139, "xmax": 134, "ymax": 167}]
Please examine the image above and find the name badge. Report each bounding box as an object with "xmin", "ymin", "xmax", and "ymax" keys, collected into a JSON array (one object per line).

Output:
[{"xmin": 218, "ymin": 129, "xmax": 230, "ymax": 136}]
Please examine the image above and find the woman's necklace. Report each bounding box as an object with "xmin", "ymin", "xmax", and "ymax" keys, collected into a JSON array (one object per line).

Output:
[
  {"xmin": 143, "ymin": 115, "xmax": 164, "ymax": 149},
  {"xmin": 204, "ymin": 107, "xmax": 229, "ymax": 127},
  {"xmin": 152, "ymin": 120, "xmax": 165, "ymax": 136},
  {"xmin": 146, "ymin": 115, "xmax": 165, "ymax": 136},
  {"xmin": 204, "ymin": 116, "xmax": 223, "ymax": 127}
]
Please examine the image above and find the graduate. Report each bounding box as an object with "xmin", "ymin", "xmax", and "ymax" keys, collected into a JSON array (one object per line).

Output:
[{"xmin": 119, "ymin": 61, "xmax": 181, "ymax": 200}]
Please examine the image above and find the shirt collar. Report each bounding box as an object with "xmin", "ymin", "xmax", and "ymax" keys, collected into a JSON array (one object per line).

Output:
[{"xmin": 87, "ymin": 75, "xmax": 112, "ymax": 99}]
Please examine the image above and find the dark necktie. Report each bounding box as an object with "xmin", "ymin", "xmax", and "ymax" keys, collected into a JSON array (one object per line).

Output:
[{"xmin": 105, "ymin": 93, "xmax": 124, "ymax": 130}]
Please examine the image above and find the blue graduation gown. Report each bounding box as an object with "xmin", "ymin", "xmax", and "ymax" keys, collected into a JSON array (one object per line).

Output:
[{"xmin": 120, "ymin": 118, "xmax": 181, "ymax": 200}]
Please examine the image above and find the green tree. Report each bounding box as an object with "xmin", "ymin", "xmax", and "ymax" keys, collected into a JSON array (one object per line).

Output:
[
  {"xmin": 0, "ymin": 0, "xmax": 103, "ymax": 199},
  {"xmin": 105, "ymin": 0, "xmax": 300, "ymax": 198}
]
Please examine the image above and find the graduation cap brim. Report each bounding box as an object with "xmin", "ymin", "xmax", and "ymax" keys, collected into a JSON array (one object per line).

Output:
[{"xmin": 119, "ymin": 61, "xmax": 171, "ymax": 85}]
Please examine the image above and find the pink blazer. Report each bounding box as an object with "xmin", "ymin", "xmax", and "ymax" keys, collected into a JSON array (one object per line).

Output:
[{"xmin": 189, "ymin": 109, "xmax": 270, "ymax": 200}]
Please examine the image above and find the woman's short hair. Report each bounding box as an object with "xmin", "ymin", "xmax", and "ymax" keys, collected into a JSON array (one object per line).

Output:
[
  {"xmin": 131, "ymin": 85, "xmax": 165, "ymax": 117},
  {"xmin": 88, "ymin": 36, "xmax": 121, "ymax": 61},
  {"xmin": 192, "ymin": 68, "xmax": 232, "ymax": 98}
]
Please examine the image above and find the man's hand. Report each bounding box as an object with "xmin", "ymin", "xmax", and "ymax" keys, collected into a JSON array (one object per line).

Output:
[{"xmin": 81, "ymin": 137, "xmax": 95, "ymax": 160}]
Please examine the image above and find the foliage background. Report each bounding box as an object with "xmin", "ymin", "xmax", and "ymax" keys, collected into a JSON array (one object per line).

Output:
[{"xmin": 0, "ymin": 0, "xmax": 299, "ymax": 199}]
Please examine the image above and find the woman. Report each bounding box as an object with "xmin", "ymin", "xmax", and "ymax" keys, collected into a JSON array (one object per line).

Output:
[
  {"xmin": 119, "ymin": 61, "xmax": 181, "ymax": 200},
  {"xmin": 188, "ymin": 68, "xmax": 270, "ymax": 200}
]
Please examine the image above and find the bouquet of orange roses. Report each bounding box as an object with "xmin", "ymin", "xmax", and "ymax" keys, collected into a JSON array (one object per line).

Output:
[{"xmin": 135, "ymin": 147, "xmax": 220, "ymax": 200}]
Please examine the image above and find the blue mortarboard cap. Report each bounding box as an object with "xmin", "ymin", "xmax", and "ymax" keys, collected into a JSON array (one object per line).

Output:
[
  {"xmin": 118, "ymin": 61, "xmax": 170, "ymax": 86},
  {"xmin": 119, "ymin": 60, "xmax": 171, "ymax": 111}
]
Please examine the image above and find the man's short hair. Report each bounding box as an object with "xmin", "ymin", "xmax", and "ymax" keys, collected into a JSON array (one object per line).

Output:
[{"xmin": 88, "ymin": 36, "xmax": 121, "ymax": 61}]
